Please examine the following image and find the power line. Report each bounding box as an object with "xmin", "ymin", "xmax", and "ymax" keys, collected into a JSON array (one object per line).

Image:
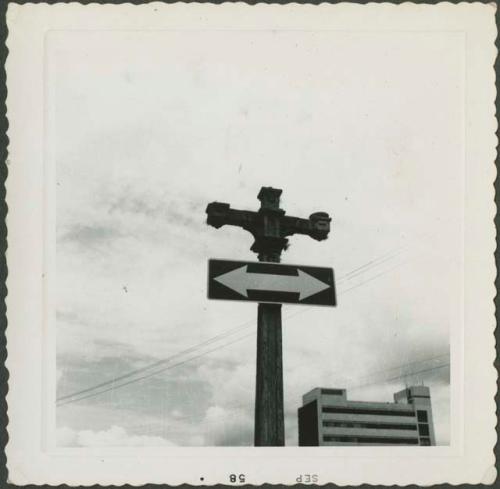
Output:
[
  {"xmin": 57, "ymin": 248, "xmax": 419, "ymax": 406},
  {"xmin": 337, "ymin": 247, "xmax": 406, "ymax": 282},
  {"xmin": 57, "ymin": 331, "xmax": 255, "ymax": 406},
  {"xmin": 331, "ymin": 352, "xmax": 450, "ymax": 387},
  {"xmin": 349, "ymin": 363, "xmax": 450, "ymax": 391},
  {"xmin": 338, "ymin": 256, "xmax": 417, "ymax": 295},
  {"xmin": 57, "ymin": 252, "xmax": 416, "ymax": 406},
  {"xmin": 56, "ymin": 317, "xmax": 256, "ymax": 402},
  {"xmin": 121, "ymin": 354, "xmax": 451, "ymax": 426},
  {"xmin": 58, "ymin": 304, "xmax": 323, "ymax": 405}
]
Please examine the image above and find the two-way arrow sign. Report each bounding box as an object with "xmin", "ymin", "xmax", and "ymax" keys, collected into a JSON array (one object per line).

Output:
[{"xmin": 208, "ymin": 259, "xmax": 336, "ymax": 306}]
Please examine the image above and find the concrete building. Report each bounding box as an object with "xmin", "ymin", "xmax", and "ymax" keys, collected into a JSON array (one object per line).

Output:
[{"xmin": 298, "ymin": 385, "xmax": 435, "ymax": 446}]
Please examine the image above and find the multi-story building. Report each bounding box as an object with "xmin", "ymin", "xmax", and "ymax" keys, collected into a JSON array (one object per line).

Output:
[{"xmin": 298, "ymin": 385, "xmax": 435, "ymax": 446}]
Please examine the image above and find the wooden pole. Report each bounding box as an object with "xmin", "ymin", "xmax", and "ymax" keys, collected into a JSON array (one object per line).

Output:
[
  {"xmin": 206, "ymin": 186, "xmax": 331, "ymax": 447},
  {"xmin": 254, "ymin": 252, "xmax": 285, "ymax": 446}
]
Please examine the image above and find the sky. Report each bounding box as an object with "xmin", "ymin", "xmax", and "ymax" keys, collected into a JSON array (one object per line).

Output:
[{"xmin": 52, "ymin": 29, "xmax": 462, "ymax": 447}]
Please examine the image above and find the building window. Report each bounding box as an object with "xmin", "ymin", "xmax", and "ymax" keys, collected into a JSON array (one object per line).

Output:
[
  {"xmin": 323, "ymin": 421, "xmax": 417, "ymax": 431},
  {"xmin": 417, "ymin": 410, "xmax": 428, "ymax": 422},
  {"xmin": 418, "ymin": 424, "xmax": 430, "ymax": 436},
  {"xmin": 323, "ymin": 435, "xmax": 419, "ymax": 445},
  {"xmin": 420, "ymin": 437, "xmax": 431, "ymax": 446},
  {"xmin": 323, "ymin": 406, "xmax": 415, "ymax": 417},
  {"xmin": 321, "ymin": 389, "xmax": 344, "ymax": 395}
]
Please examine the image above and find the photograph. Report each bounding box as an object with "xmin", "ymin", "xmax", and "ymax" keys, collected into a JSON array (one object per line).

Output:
[
  {"xmin": 53, "ymin": 26, "xmax": 455, "ymax": 448},
  {"xmin": 4, "ymin": 3, "xmax": 496, "ymax": 486}
]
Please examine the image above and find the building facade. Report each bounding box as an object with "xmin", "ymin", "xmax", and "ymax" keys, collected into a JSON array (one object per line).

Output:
[{"xmin": 298, "ymin": 385, "xmax": 435, "ymax": 446}]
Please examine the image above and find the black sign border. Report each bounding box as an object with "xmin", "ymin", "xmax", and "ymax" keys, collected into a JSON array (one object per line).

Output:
[{"xmin": 207, "ymin": 258, "xmax": 336, "ymax": 307}]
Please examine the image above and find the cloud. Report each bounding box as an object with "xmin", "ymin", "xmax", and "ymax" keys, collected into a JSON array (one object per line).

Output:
[
  {"xmin": 59, "ymin": 224, "xmax": 123, "ymax": 247},
  {"xmin": 106, "ymin": 190, "xmax": 204, "ymax": 232},
  {"xmin": 202, "ymin": 406, "xmax": 253, "ymax": 446},
  {"xmin": 57, "ymin": 426, "xmax": 78, "ymax": 446},
  {"xmin": 53, "ymin": 29, "xmax": 458, "ymax": 448},
  {"xmin": 57, "ymin": 425, "xmax": 177, "ymax": 447}
]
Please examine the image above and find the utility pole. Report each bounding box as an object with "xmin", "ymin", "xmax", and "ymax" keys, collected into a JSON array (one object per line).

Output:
[{"xmin": 206, "ymin": 187, "xmax": 332, "ymax": 446}]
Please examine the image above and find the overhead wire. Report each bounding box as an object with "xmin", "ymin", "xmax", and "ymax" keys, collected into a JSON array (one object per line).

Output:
[
  {"xmin": 337, "ymin": 247, "xmax": 406, "ymax": 282},
  {"xmin": 330, "ymin": 352, "xmax": 450, "ymax": 387},
  {"xmin": 120, "ymin": 352, "xmax": 451, "ymax": 427},
  {"xmin": 57, "ymin": 331, "xmax": 255, "ymax": 407},
  {"xmin": 348, "ymin": 363, "xmax": 450, "ymax": 391},
  {"xmin": 338, "ymin": 256, "xmax": 418, "ymax": 295},
  {"xmin": 57, "ymin": 245, "xmax": 419, "ymax": 406},
  {"xmin": 56, "ymin": 316, "xmax": 257, "ymax": 402}
]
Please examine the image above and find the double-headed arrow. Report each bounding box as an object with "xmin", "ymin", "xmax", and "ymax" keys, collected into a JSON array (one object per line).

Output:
[{"xmin": 214, "ymin": 265, "xmax": 330, "ymax": 301}]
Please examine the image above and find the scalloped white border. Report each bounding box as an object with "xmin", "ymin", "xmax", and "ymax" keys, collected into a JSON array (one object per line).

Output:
[{"xmin": 5, "ymin": 2, "xmax": 497, "ymax": 485}]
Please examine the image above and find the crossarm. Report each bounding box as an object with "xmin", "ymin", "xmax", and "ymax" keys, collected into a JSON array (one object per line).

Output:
[
  {"xmin": 281, "ymin": 212, "xmax": 331, "ymax": 241},
  {"xmin": 206, "ymin": 202, "xmax": 258, "ymax": 233}
]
